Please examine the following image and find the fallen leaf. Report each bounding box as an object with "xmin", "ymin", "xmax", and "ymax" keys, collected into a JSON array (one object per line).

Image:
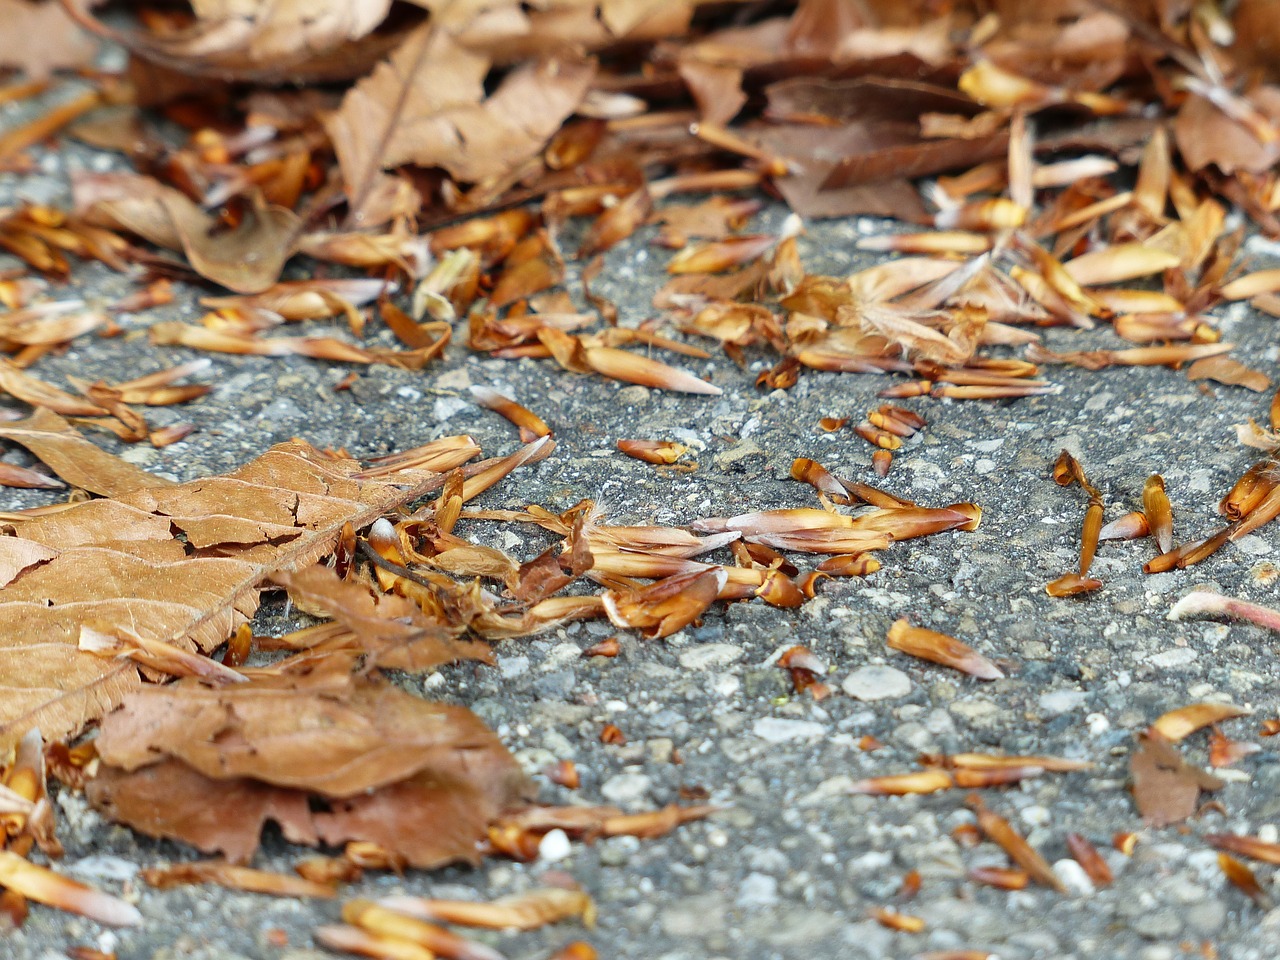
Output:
[
  {"xmin": 88, "ymin": 672, "xmax": 531, "ymax": 868},
  {"xmin": 328, "ymin": 24, "xmax": 594, "ymax": 215},
  {"xmin": 63, "ymin": 0, "xmax": 404, "ymax": 83},
  {"xmin": 0, "ymin": 0, "xmax": 98, "ymax": 79},
  {"xmin": 75, "ymin": 174, "xmax": 299, "ymax": 293},
  {"xmin": 1130, "ymin": 729, "xmax": 1225, "ymax": 827},
  {"xmin": 0, "ymin": 407, "xmax": 173, "ymax": 496},
  {"xmin": 92, "ymin": 670, "xmax": 505, "ymax": 797},
  {"xmin": 0, "ymin": 417, "xmax": 474, "ymax": 752},
  {"xmin": 1185, "ymin": 356, "xmax": 1272, "ymax": 392}
]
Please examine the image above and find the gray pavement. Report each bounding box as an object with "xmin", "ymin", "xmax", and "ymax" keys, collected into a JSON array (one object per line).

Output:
[{"xmin": 5, "ymin": 85, "xmax": 1280, "ymax": 960}]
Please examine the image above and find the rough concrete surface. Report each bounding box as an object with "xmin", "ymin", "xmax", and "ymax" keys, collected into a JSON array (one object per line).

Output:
[{"xmin": 4, "ymin": 81, "xmax": 1280, "ymax": 960}]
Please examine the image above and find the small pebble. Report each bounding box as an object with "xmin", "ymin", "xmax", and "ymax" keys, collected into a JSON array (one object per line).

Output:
[
  {"xmin": 600, "ymin": 772, "xmax": 652, "ymax": 805},
  {"xmin": 752, "ymin": 718, "xmax": 826, "ymax": 743},
  {"xmin": 538, "ymin": 829, "xmax": 572, "ymax": 862},
  {"xmin": 841, "ymin": 665, "xmax": 912, "ymax": 701}
]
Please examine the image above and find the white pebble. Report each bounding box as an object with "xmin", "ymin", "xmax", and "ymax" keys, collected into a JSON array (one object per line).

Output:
[
  {"xmin": 751, "ymin": 717, "xmax": 826, "ymax": 743},
  {"xmin": 601, "ymin": 772, "xmax": 652, "ymax": 805},
  {"xmin": 538, "ymin": 829, "xmax": 572, "ymax": 862},
  {"xmin": 841, "ymin": 665, "xmax": 912, "ymax": 701},
  {"xmin": 1053, "ymin": 858, "xmax": 1096, "ymax": 897}
]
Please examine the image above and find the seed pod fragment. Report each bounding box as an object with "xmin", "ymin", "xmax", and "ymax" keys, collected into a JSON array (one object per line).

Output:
[
  {"xmin": 870, "ymin": 906, "xmax": 926, "ymax": 933},
  {"xmin": 846, "ymin": 770, "xmax": 954, "ymax": 796},
  {"xmin": 1152, "ymin": 702, "xmax": 1250, "ymax": 742},
  {"xmin": 1098, "ymin": 511, "xmax": 1149, "ymax": 541},
  {"xmin": 1142, "ymin": 475, "xmax": 1174, "ymax": 554},
  {"xmin": 968, "ymin": 796, "xmax": 1065, "ymax": 893},
  {"xmin": 617, "ymin": 439, "xmax": 688, "ymax": 465},
  {"xmin": 1207, "ymin": 833, "xmax": 1280, "ymax": 865},
  {"xmin": 967, "ymin": 866, "xmax": 1030, "ymax": 890},
  {"xmin": 887, "ymin": 618, "xmax": 1004, "ymax": 680},
  {"xmin": 1065, "ymin": 833, "xmax": 1113, "ymax": 888}
]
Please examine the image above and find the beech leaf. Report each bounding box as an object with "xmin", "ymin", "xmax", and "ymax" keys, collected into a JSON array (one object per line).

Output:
[
  {"xmin": 75, "ymin": 173, "xmax": 300, "ymax": 293},
  {"xmin": 87, "ymin": 672, "xmax": 531, "ymax": 868},
  {"xmin": 327, "ymin": 23, "xmax": 595, "ymax": 216},
  {"xmin": 92, "ymin": 672, "xmax": 512, "ymax": 797},
  {"xmin": 0, "ymin": 415, "xmax": 476, "ymax": 753},
  {"xmin": 1130, "ymin": 729, "xmax": 1225, "ymax": 827},
  {"xmin": 0, "ymin": 0, "xmax": 98, "ymax": 79},
  {"xmin": 62, "ymin": 0, "xmax": 406, "ymax": 83}
]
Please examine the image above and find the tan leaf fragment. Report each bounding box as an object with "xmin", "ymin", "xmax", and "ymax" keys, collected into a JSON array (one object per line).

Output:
[
  {"xmin": 1185, "ymin": 356, "xmax": 1272, "ymax": 392},
  {"xmin": 0, "ymin": 407, "xmax": 174, "ymax": 497},
  {"xmin": 0, "ymin": 0, "xmax": 98, "ymax": 79},
  {"xmin": 74, "ymin": 173, "xmax": 299, "ymax": 293},
  {"xmin": 62, "ymin": 0, "xmax": 400, "ymax": 83}
]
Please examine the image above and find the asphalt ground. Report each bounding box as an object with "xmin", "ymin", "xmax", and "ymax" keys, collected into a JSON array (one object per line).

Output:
[{"xmin": 5, "ymin": 81, "xmax": 1280, "ymax": 960}]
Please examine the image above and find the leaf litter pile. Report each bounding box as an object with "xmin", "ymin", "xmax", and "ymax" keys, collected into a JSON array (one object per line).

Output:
[{"xmin": 3, "ymin": 0, "xmax": 1280, "ymax": 955}]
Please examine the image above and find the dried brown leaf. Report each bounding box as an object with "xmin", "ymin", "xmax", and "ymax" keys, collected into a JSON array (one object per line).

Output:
[
  {"xmin": 1130, "ymin": 729, "xmax": 1225, "ymax": 827},
  {"xmin": 0, "ymin": 0, "xmax": 98, "ymax": 79},
  {"xmin": 92, "ymin": 671, "xmax": 507, "ymax": 797},
  {"xmin": 0, "ymin": 419, "xmax": 469, "ymax": 752},
  {"xmin": 1186, "ymin": 356, "xmax": 1272, "ymax": 392},
  {"xmin": 328, "ymin": 23, "xmax": 593, "ymax": 215},
  {"xmin": 75, "ymin": 174, "xmax": 298, "ymax": 293},
  {"xmin": 64, "ymin": 0, "xmax": 403, "ymax": 84}
]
